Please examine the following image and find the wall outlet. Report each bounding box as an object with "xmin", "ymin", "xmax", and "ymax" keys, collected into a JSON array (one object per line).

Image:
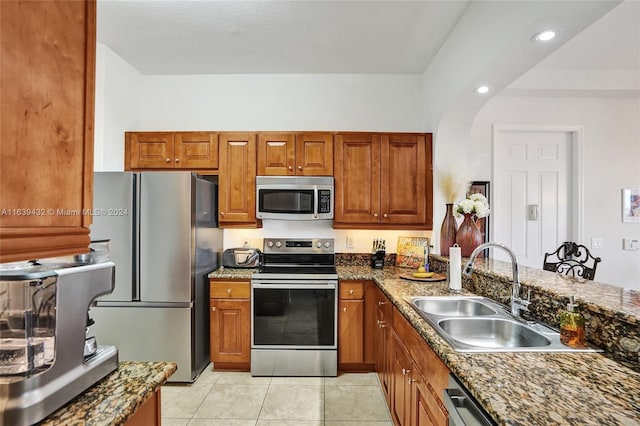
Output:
[
  {"xmin": 242, "ymin": 236, "xmax": 250, "ymax": 248},
  {"xmin": 591, "ymin": 238, "xmax": 604, "ymax": 250},
  {"xmin": 623, "ymin": 238, "xmax": 639, "ymax": 250},
  {"xmin": 346, "ymin": 235, "xmax": 354, "ymax": 249}
]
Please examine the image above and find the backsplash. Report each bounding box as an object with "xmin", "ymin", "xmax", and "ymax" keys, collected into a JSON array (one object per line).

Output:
[
  {"xmin": 430, "ymin": 254, "xmax": 640, "ymax": 369},
  {"xmin": 336, "ymin": 253, "xmax": 396, "ymax": 267}
]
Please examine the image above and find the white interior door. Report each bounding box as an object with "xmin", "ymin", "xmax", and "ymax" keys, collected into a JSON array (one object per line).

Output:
[{"xmin": 493, "ymin": 126, "xmax": 575, "ymax": 268}]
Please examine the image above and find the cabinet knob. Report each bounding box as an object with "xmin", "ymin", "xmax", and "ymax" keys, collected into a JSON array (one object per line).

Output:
[
  {"xmin": 175, "ymin": 158, "xmax": 180, "ymax": 163},
  {"xmin": 408, "ymin": 378, "xmax": 414, "ymax": 384},
  {"xmin": 343, "ymin": 307, "xmax": 348, "ymax": 312},
  {"xmin": 373, "ymin": 213, "xmax": 378, "ymax": 218},
  {"xmin": 402, "ymin": 368, "xmax": 411, "ymax": 375},
  {"xmin": 297, "ymin": 165, "xmax": 303, "ymax": 170},
  {"xmin": 383, "ymin": 213, "xmax": 388, "ymax": 218},
  {"xmin": 220, "ymin": 212, "xmax": 225, "ymax": 216},
  {"xmin": 288, "ymin": 165, "xmax": 293, "ymax": 170},
  {"xmin": 349, "ymin": 289, "xmax": 354, "ymax": 295},
  {"xmin": 165, "ymin": 158, "xmax": 171, "ymax": 163},
  {"xmin": 211, "ymin": 307, "xmax": 216, "ymax": 311},
  {"xmin": 227, "ymin": 288, "xmax": 231, "ymax": 294},
  {"xmin": 378, "ymin": 301, "xmax": 386, "ymax": 306}
]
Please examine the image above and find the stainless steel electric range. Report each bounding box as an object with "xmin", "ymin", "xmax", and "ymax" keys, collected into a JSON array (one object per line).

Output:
[{"xmin": 250, "ymin": 238, "xmax": 338, "ymax": 376}]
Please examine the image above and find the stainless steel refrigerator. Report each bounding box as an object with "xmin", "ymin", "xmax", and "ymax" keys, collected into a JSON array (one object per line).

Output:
[{"xmin": 89, "ymin": 172, "xmax": 222, "ymax": 382}]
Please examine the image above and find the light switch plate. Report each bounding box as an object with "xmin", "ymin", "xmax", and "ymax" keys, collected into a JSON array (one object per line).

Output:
[{"xmin": 591, "ymin": 238, "xmax": 604, "ymax": 250}]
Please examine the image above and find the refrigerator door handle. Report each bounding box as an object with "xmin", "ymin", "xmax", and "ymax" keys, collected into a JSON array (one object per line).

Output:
[
  {"xmin": 93, "ymin": 301, "xmax": 193, "ymax": 308},
  {"xmin": 132, "ymin": 173, "xmax": 141, "ymax": 301}
]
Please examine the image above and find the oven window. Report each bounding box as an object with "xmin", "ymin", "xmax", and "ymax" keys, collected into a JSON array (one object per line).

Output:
[
  {"xmin": 259, "ymin": 190, "xmax": 314, "ymax": 214},
  {"xmin": 253, "ymin": 288, "xmax": 335, "ymax": 346}
]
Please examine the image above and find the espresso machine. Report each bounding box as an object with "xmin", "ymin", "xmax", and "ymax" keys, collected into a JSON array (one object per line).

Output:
[{"xmin": 0, "ymin": 260, "xmax": 119, "ymax": 425}]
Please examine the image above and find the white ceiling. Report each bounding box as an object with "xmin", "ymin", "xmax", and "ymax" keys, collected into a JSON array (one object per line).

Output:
[
  {"xmin": 97, "ymin": 0, "xmax": 639, "ymax": 76},
  {"xmin": 97, "ymin": 0, "xmax": 470, "ymax": 75},
  {"xmin": 536, "ymin": 0, "xmax": 639, "ymax": 70}
]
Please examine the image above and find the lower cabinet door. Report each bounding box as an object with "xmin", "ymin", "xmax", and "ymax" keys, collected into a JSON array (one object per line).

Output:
[
  {"xmin": 391, "ymin": 332, "xmax": 413, "ymax": 426},
  {"xmin": 413, "ymin": 374, "xmax": 448, "ymax": 426},
  {"xmin": 210, "ymin": 298, "xmax": 250, "ymax": 364},
  {"xmin": 339, "ymin": 299, "xmax": 364, "ymax": 364}
]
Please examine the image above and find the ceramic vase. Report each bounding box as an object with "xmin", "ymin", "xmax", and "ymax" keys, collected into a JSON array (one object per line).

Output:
[
  {"xmin": 440, "ymin": 204, "xmax": 457, "ymax": 256},
  {"xmin": 456, "ymin": 213, "xmax": 483, "ymax": 257}
]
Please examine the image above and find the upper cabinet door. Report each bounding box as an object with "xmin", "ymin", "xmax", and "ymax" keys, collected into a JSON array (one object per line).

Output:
[
  {"xmin": 126, "ymin": 131, "xmax": 219, "ymax": 170},
  {"xmin": 174, "ymin": 132, "xmax": 219, "ymax": 169},
  {"xmin": 295, "ymin": 133, "xmax": 333, "ymax": 176},
  {"xmin": 128, "ymin": 132, "xmax": 175, "ymax": 169},
  {"xmin": 257, "ymin": 133, "xmax": 296, "ymax": 175},
  {"xmin": 218, "ymin": 132, "xmax": 257, "ymax": 226},
  {"xmin": 380, "ymin": 134, "xmax": 428, "ymax": 225},
  {"xmin": 334, "ymin": 134, "xmax": 381, "ymax": 224},
  {"xmin": 257, "ymin": 132, "xmax": 333, "ymax": 176},
  {"xmin": 0, "ymin": 0, "xmax": 96, "ymax": 262}
]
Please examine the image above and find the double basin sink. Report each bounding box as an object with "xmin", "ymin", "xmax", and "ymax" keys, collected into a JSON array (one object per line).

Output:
[{"xmin": 408, "ymin": 296, "xmax": 600, "ymax": 352}]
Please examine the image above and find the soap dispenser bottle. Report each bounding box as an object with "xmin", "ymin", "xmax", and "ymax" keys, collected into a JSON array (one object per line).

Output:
[{"xmin": 560, "ymin": 296, "xmax": 586, "ymax": 347}]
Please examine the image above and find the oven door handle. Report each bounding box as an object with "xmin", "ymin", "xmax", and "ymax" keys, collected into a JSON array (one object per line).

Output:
[{"xmin": 252, "ymin": 282, "xmax": 336, "ymax": 290}]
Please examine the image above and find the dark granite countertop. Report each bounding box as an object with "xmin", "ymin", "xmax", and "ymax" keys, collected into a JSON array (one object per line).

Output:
[
  {"xmin": 40, "ymin": 361, "xmax": 176, "ymax": 425},
  {"xmin": 210, "ymin": 263, "xmax": 640, "ymax": 425}
]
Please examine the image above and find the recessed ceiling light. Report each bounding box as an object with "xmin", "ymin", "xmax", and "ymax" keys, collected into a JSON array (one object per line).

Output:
[
  {"xmin": 534, "ymin": 30, "xmax": 556, "ymax": 42},
  {"xmin": 475, "ymin": 85, "xmax": 489, "ymax": 94}
]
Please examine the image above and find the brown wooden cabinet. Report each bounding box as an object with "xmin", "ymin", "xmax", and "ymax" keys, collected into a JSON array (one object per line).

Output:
[
  {"xmin": 391, "ymin": 331, "xmax": 415, "ymax": 426},
  {"xmin": 125, "ymin": 131, "xmax": 219, "ymax": 170},
  {"xmin": 339, "ymin": 280, "xmax": 378, "ymax": 371},
  {"xmin": 333, "ymin": 133, "xmax": 433, "ymax": 230},
  {"xmin": 392, "ymin": 306, "xmax": 450, "ymax": 426},
  {"xmin": 218, "ymin": 132, "xmax": 258, "ymax": 227},
  {"xmin": 374, "ymin": 287, "xmax": 394, "ymax": 405},
  {"xmin": 0, "ymin": 0, "xmax": 97, "ymax": 262},
  {"xmin": 209, "ymin": 279, "xmax": 251, "ymax": 370},
  {"xmin": 257, "ymin": 132, "xmax": 333, "ymax": 176},
  {"xmin": 339, "ymin": 281, "xmax": 365, "ymax": 365},
  {"xmin": 124, "ymin": 389, "xmax": 161, "ymax": 426}
]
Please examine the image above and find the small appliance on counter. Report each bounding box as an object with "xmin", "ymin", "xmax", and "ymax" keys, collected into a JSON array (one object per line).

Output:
[
  {"xmin": 0, "ymin": 259, "xmax": 118, "ymax": 426},
  {"xmin": 223, "ymin": 248, "xmax": 261, "ymax": 268},
  {"xmin": 371, "ymin": 238, "xmax": 386, "ymax": 269}
]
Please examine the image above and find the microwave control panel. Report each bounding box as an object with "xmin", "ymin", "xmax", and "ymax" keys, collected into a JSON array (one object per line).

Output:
[{"xmin": 318, "ymin": 190, "xmax": 331, "ymax": 213}]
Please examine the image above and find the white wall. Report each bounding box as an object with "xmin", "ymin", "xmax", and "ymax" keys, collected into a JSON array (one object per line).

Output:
[
  {"xmin": 469, "ymin": 94, "xmax": 640, "ymax": 289},
  {"xmin": 94, "ymin": 44, "xmax": 143, "ymax": 171},
  {"xmin": 137, "ymin": 74, "xmax": 423, "ymax": 132}
]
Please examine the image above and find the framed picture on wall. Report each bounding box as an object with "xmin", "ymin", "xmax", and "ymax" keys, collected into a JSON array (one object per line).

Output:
[
  {"xmin": 622, "ymin": 188, "xmax": 640, "ymax": 223},
  {"xmin": 468, "ymin": 181, "xmax": 490, "ymax": 243}
]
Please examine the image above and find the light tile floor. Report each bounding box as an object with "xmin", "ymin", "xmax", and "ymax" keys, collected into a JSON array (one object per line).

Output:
[{"xmin": 161, "ymin": 365, "xmax": 393, "ymax": 426}]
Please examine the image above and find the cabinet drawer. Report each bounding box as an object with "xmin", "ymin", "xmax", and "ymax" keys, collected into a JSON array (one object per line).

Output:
[
  {"xmin": 210, "ymin": 281, "xmax": 250, "ymax": 299},
  {"xmin": 340, "ymin": 281, "xmax": 364, "ymax": 299}
]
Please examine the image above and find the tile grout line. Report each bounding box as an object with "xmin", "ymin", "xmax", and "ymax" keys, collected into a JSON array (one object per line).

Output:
[
  {"xmin": 188, "ymin": 369, "xmax": 220, "ymax": 423},
  {"xmin": 255, "ymin": 375, "xmax": 272, "ymax": 424}
]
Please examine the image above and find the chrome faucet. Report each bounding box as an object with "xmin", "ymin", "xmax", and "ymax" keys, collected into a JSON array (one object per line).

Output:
[{"xmin": 462, "ymin": 242, "xmax": 531, "ymax": 317}]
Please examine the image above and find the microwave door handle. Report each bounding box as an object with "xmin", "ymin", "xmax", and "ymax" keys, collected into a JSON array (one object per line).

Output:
[{"xmin": 313, "ymin": 186, "xmax": 318, "ymax": 219}]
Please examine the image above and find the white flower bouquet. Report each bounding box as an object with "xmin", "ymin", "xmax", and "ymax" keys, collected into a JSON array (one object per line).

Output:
[{"xmin": 454, "ymin": 193, "xmax": 490, "ymax": 218}]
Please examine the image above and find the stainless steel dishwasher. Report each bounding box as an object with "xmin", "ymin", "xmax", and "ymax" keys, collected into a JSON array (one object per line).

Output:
[{"xmin": 444, "ymin": 374, "xmax": 496, "ymax": 426}]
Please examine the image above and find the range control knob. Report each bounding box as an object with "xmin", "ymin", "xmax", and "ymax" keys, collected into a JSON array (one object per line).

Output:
[
  {"xmin": 275, "ymin": 241, "xmax": 282, "ymax": 248},
  {"xmin": 267, "ymin": 241, "xmax": 274, "ymax": 248},
  {"xmin": 316, "ymin": 241, "xmax": 322, "ymax": 248},
  {"xmin": 324, "ymin": 241, "xmax": 331, "ymax": 248}
]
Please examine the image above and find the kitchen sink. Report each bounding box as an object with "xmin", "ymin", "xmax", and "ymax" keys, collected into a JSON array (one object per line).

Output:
[
  {"xmin": 438, "ymin": 317, "xmax": 551, "ymax": 349},
  {"xmin": 407, "ymin": 296, "xmax": 601, "ymax": 353},
  {"xmin": 411, "ymin": 297, "xmax": 497, "ymax": 317}
]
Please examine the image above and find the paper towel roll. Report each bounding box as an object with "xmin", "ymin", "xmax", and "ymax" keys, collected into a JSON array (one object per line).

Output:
[{"xmin": 449, "ymin": 245, "xmax": 462, "ymax": 291}]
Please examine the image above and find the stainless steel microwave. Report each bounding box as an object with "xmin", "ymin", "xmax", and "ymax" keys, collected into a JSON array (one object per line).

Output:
[{"xmin": 256, "ymin": 176, "xmax": 333, "ymax": 220}]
